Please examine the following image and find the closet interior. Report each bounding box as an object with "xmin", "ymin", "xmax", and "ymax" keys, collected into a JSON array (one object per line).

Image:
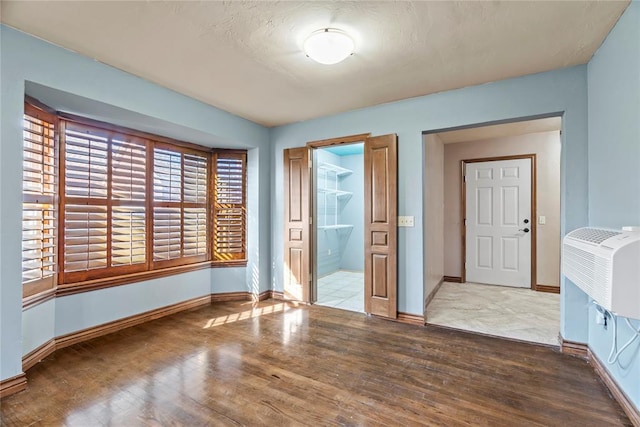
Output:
[{"xmin": 315, "ymin": 143, "xmax": 364, "ymax": 312}]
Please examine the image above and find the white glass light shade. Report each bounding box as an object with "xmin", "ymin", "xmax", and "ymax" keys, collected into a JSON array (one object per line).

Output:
[{"xmin": 304, "ymin": 28, "xmax": 354, "ymax": 65}]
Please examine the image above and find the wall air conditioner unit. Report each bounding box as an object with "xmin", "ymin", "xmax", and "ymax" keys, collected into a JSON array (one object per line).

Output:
[{"xmin": 563, "ymin": 227, "xmax": 640, "ymax": 320}]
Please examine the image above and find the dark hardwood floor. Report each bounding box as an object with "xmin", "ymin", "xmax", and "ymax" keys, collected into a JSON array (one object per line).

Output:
[{"xmin": 0, "ymin": 300, "xmax": 631, "ymax": 426}]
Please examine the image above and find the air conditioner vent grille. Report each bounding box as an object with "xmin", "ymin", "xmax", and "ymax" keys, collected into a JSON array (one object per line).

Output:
[
  {"xmin": 567, "ymin": 228, "xmax": 621, "ymax": 244},
  {"xmin": 563, "ymin": 244, "xmax": 611, "ymax": 307}
]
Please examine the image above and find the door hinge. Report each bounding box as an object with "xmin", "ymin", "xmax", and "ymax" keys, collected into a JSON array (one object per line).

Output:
[
  {"xmin": 309, "ymin": 273, "xmax": 313, "ymax": 282},
  {"xmin": 464, "ymin": 218, "xmax": 467, "ymax": 226},
  {"xmin": 309, "ymin": 159, "xmax": 313, "ymax": 169},
  {"xmin": 309, "ymin": 216, "xmax": 313, "ymax": 225}
]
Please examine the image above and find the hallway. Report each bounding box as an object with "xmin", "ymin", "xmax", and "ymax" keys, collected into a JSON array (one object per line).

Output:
[{"xmin": 427, "ymin": 281, "xmax": 560, "ymax": 346}]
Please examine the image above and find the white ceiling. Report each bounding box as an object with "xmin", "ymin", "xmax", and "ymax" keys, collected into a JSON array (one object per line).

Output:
[
  {"xmin": 1, "ymin": 1, "xmax": 629, "ymax": 127},
  {"xmin": 437, "ymin": 117, "xmax": 562, "ymax": 144}
]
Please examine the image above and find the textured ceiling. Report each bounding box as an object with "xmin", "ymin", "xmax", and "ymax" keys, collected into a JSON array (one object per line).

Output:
[
  {"xmin": 1, "ymin": 1, "xmax": 629, "ymax": 127},
  {"xmin": 437, "ymin": 117, "xmax": 562, "ymax": 144}
]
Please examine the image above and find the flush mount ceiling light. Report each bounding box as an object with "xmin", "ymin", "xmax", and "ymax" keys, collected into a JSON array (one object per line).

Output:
[{"xmin": 303, "ymin": 28, "xmax": 354, "ymax": 65}]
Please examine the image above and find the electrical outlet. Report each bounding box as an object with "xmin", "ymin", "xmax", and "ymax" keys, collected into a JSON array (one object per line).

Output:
[{"xmin": 398, "ymin": 216, "xmax": 414, "ymax": 227}]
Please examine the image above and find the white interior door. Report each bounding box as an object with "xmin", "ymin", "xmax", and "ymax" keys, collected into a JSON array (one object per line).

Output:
[{"xmin": 465, "ymin": 158, "xmax": 532, "ymax": 288}]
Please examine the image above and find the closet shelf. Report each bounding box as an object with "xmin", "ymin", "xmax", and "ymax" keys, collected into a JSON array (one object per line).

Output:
[
  {"xmin": 318, "ymin": 224, "xmax": 354, "ymax": 230},
  {"xmin": 318, "ymin": 162, "xmax": 353, "ymax": 177},
  {"xmin": 317, "ymin": 188, "xmax": 352, "ymax": 199}
]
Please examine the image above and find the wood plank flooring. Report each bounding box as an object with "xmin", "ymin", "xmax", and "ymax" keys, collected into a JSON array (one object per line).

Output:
[{"xmin": 0, "ymin": 300, "xmax": 631, "ymax": 426}]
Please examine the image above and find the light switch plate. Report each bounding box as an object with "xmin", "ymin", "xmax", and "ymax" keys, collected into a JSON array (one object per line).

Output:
[
  {"xmin": 398, "ymin": 216, "xmax": 414, "ymax": 227},
  {"xmin": 539, "ymin": 216, "xmax": 546, "ymax": 225}
]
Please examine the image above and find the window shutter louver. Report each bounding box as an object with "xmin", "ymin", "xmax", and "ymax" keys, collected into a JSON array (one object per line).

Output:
[
  {"xmin": 183, "ymin": 153, "xmax": 208, "ymax": 256},
  {"xmin": 22, "ymin": 104, "xmax": 57, "ymax": 296},
  {"xmin": 183, "ymin": 208, "xmax": 207, "ymax": 256},
  {"xmin": 61, "ymin": 123, "xmax": 148, "ymax": 282},
  {"xmin": 64, "ymin": 129, "xmax": 108, "ymax": 198},
  {"xmin": 153, "ymin": 148, "xmax": 182, "ymax": 262},
  {"xmin": 212, "ymin": 152, "xmax": 246, "ymax": 262},
  {"xmin": 153, "ymin": 147, "xmax": 209, "ymax": 267},
  {"xmin": 63, "ymin": 204, "xmax": 108, "ymax": 272},
  {"xmin": 62, "ymin": 126, "xmax": 109, "ymax": 278},
  {"xmin": 110, "ymin": 139, "xmax": 146, "ymax": 267},
  {"xmin": 112, "ymin": 206, "xmax": 146, "ymax": 266},
  {"xmin": 111, "ymin": 139, "xmax": 146, "ymax": 200},
  {"xmin": 153, "ymin": 148, "xmax": 182, "ymax": 202}
]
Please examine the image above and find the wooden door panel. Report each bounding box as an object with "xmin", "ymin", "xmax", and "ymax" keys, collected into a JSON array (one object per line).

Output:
[
  {"xmin": 372, "ymin": 254, "xmax": 388, "ymax": 298},
  {"xmin": 288, "ymin": 247, "xmax": 303, "ymax": 285},
  {"xmin": 372, "ymin": 231, "xmax": 387, "ymax": 246},
  {"xmin": 288, "ymin": 158, "xmax": 303, "ymax": 221},
  {"xmin": 371, "ymin": 147, "xmax": 389, "ymax": 223},
  {"xmin": 364, "ymin": 134, "xmax": 397, "ymax": 318},
  {"xmin": 284, "ymin": 147, "xmax": 310, "ymax": 302},
  {"xmin": 289, "ymin": 229, "xmax": 303, "ymax": 241}
]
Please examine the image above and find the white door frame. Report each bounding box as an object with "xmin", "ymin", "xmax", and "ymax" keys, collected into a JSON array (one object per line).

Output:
[{"xmin": 461, "ymin": 154, "xmax": 537, "ymax": 289}]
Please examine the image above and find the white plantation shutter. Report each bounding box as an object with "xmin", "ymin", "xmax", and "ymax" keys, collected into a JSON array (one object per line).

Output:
[
  {"xmin": 153, "ymin": 148, "xmax": 182, "ymax": 203},
  {"xmin": 62, "ymin": 126, "xmax": 108, "ymax": 277},
  {"xmin": 153, "ymin": 206, "xmax": 182, "ymax": 260},
  {"xmin": 183, "ymin": 153, "xmax": 208, "ymax": 257},
  {"xmin": 153, "ymin": 146, "xmax": 208, "ymax": 267},
  {"xmin": 153, "ymin": 148, "xmax": 182, "ymax": 262},
  {"xmin": 111, "ymin": 206, "xmax": 146, "ymax": 266},
  {"xmin": 63, "ymin": 204, "xmax": 108, "ymax": 272},
  {"xmin": 184, "ymin": 153, "xmax": 208, "ymax": 204},
  {"xmin": 184, "ymin": 208, "xmax": 207, "ymax": 256},
  {"xmin": 61, "ymin": 122, "xmax": 147, "ymax": 282},
  {"xmin": 212, "ymin": 152, "xmax": 246, "ymax": 262},
  {"xmin": 64, "ymin": 128, "xmax": 108, "ymax": 198},
  {"xmin": 111, "ymin": 139, "xmax": 146, "ymax": 267},
  {"xmin": 22, "ymin": 103, "xmax": 57, "ymax": 296},
  {"xmin": 63, "ymin": 123, "xmax": 109, "ymax": 279},
  {"xmin": 111, "ymin": 139, "xmax": 146, "ymax": 200}
]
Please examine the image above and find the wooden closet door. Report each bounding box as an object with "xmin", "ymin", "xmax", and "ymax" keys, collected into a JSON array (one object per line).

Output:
[
  {"xmin": 283, "ymin": 147, "xmax": 311, "ymax": 302},
  {"xmin": 364, "ymin": 134, "xmax": 398, "ymax": 318}
]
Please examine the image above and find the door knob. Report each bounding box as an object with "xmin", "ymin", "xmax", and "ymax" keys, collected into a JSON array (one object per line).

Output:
[
  {"xmin": 523, "ymin": 219, "xmax": 529, "ymax": 224},
  {"xmin": 518, "ymin": 228, "xmax": 530, "ymax": 233}
]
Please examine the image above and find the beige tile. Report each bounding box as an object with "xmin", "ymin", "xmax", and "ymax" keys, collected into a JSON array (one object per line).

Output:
[{"xmin": 426, "ymin": 282, "xmax": 560, "ymax": 346}]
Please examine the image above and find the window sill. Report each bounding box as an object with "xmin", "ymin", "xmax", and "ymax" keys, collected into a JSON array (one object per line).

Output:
[{"xmin": 211, "ymin": 260, "xmax": 248, "ymax": 268}]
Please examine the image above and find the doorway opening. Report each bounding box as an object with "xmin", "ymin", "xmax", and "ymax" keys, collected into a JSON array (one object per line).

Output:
[
  {"xmin": 423, "ymin": 116, "xmax": 562, "ymax": 346},
  {"xmin": 314, "ymin": 143, "xmax": 365, "ymax": 312},
  {"xmin": 283, "ymin": 133, "xmax": 398, "ymax": 319}
]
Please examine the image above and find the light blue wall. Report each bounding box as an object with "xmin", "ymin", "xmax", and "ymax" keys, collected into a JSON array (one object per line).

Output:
[
  {"xmin": 22, "ymin": 299, "xmax": 55, "ymax": 356},
  {"xmin": 271, "ymin": 66, "xmax": 589, "ymax": 320},
  {"xmin": 0, "ymin": 25, "xmax": 270, "ymax": 381},
  {"xmin": 55, "ymin": 269, "xmax": 211, "ymax": 336},
  {"xmin": 340, "ymin": 154, "xmax": 364, "ymax": 271},
  {"xmin": 587, "ymin": 2, "xmax": 640, "ymax": 407}
]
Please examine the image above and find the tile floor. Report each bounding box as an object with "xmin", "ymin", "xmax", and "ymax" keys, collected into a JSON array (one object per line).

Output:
[
  {"xmin": 427, "ymin": 281, "xmax": 560, "ymax": 346},
  {"xmin": 316, "ymin": 270, "xmax": 364, "ymax": 313}
]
